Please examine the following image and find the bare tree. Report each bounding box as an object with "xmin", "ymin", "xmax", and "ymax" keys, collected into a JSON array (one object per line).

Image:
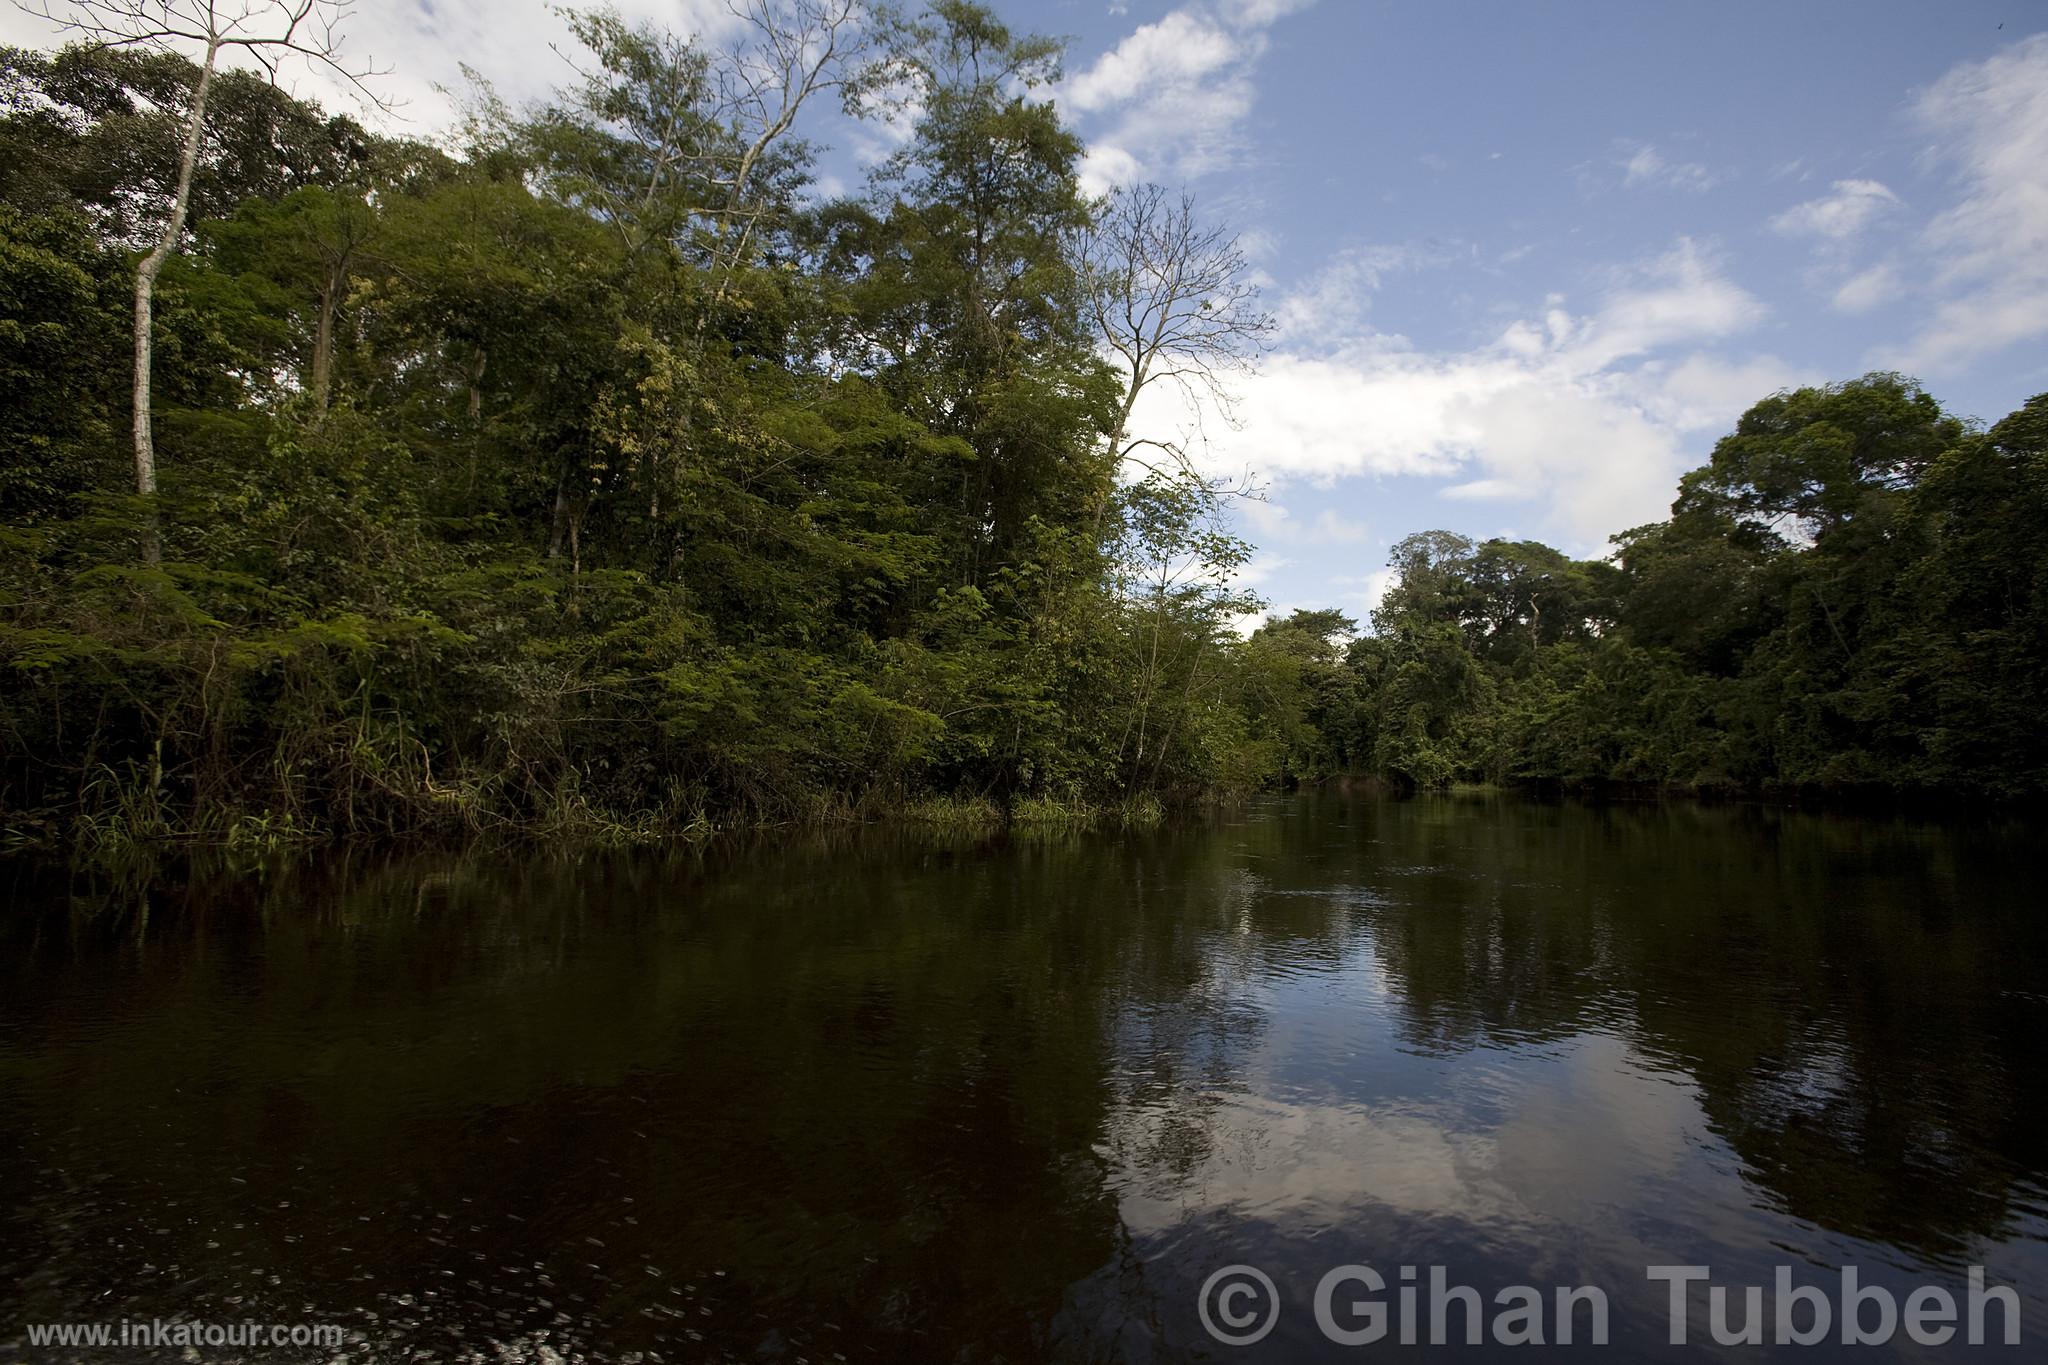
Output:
[
  {"xmin": 12, "ymin": 0, "xmax": 389, "ymax": 551},
  {"xmin": 547, "ymin": 0, "xmax": 875, "ymax": 535},
  {"xmin": 1080, "ymin": 183, "xmax": 1273, "ymax": 492},
  {"xmin": 701, "ymin": 0, "xmax": 868, "ymax": 294},
  {"xmin": 548, "ymin": 0, "xmax": 871, "ymax": 280}
]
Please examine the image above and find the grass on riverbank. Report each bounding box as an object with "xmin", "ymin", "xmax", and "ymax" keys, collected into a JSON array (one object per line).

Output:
[
  {"xmin": 899, "ymin": 791, "xmax": 1166, "ymax": 833},
  {"xmin": 3, "ymin": 774, "xmax": 1177, "ymax": 864}
]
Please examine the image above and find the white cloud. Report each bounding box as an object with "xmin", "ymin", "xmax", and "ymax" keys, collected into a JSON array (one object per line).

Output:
[
  {"xmin": 1350, "ymin": 567, "xmax": 1399, "ymax": 619},
  {"xmin": 1066, "ymin": 10, "xmax": 1240, "ymax": 113},
  {"xmin": 1560, "ymin": 238, "xmax": 1766, "ymax": 371},
  {"xmin": 1641, "ymin": 353, "xmax": 1817, "ymax": 431},
  {"xmin": 1235, "ymin": 500, "xmax": 1370, "ymax": 543},
  {"xmin": 1311, "ymin": 509, "xmax": 1371, "ymax": 542},
  {"xmin": 1130, "ymin": 237, "xmax": 1779, "ymax": 548},
  {"xmin": 1441, "ymin": 478, "xmax": 1530, "ymax": 501},
  {"xmin": 1235, "ymin": 226, "xmax": 1281, "ymax": 262},
  {"xmin": 1218, "ymin": 0, "xmax": 1318, "ymax": 27},
  {"xmin": 847, "ymin": 74, "xmax": 926, "ymax": 167},
  {"xmin": 0, "ymin": 0, "xmax": 737, "ymax": 134},
  {"xmin": 1768, "ymin": 179, "xmax": 1900, "ymax": 240},
  {"xmin": 1889, "ymin": 33, "xmax": 2048, "ymax": 372},
  {"xmin": 1234, "ymin": 497, "xmax": 1293, "ymax": 539},
  {"xmin": 1305, "ymin": 568, "xmax": 1400, "ymax": 623},
  {"xmin": 1616, "ymin": 142, "xmax": 1717, "ymax": 193},
  {"xmin": 1228, "ymin": 549, "xmax": 1295, "ymax": 634},
  {"xmin": 1271, "ymin": 243, "xmax": 1449, "ymax": 342},
  {"xmin": 1075, "ymin": 142, "xmax": 1143, "ymax": 193},
  {"xmin": 1831, "ymin": 261, "xmax": 1901, "ymax": 315},
  {"xmin": 1066, "ymin": 1, "xmax": 1311, "ymax": 192}
]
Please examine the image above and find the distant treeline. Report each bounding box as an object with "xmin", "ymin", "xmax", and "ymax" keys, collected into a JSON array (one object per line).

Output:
[
  {"xmin": 1, "ymin": 7, "xmax": 2043, "ymax": 851},
  {"xmin": 1253, "ymin": 373, "xmax": 2047, "ymax": 799}
]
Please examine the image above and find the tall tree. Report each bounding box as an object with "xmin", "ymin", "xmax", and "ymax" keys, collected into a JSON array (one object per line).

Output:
[
  {"xmin": 845, "ymin": 0, "xmax": 1114, "ymax": 579},
  {"xmin": 211, "ymin": 183, "xmax": 375, "ymax": 412},
  {"xmin": 1079, "ymin": 182, "xmax": 1271, "ymax": 492},
  {"xmin": 10, "ymin": 0, "xmax": 386, "ymax": 545}
]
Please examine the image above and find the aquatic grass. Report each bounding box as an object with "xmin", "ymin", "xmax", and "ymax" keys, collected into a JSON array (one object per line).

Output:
[
  {"xmin": 1009, "ymin": 795, "xmax": 1098, "ymax": 830},
  {"xmin": 902, "ymin": 791, "xmax": 1165, "ymax": 836},
  {"xmin": 902, "ymin": 794, "xmax": 1006, "ymax": 831},
  {"xmin": 22, "ymin": 772, "xmax": 1198, "ymax": 872},
  {"xmin": 1114, "ymin": 792, "xmax": 1165, "ymax": 828}
]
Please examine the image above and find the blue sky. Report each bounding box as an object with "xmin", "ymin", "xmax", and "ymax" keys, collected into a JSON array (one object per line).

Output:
[
  {"xmin": 1027, "ymin": 0, "xmax": 2047, "ymax": 623},
  {"xmin": 8, "ymin": 0, "xmax": 2043, "ymax": 626}
]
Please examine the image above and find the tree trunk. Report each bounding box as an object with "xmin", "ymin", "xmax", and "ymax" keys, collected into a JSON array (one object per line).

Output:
[
  {"xmin": 132, "ymin": 41, "xmax": 219, "ymax": 562},
  {"xmin": 310, "ymin": 270, "xmax": 339, "ymax": 415},
  {"xmin": 548, "ymin": 474, "xmax": 570, "ymax": 559}
]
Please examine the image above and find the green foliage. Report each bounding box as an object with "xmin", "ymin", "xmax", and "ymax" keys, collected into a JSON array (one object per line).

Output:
[
  {"xmin": 3, "ymin": 23, "xmax": 2041, "ymax": 852},
  {"xmin": 0, "ymin": 205, "xmax": 125, "ymax": 518},
  {"xmin": 0, "ymin": 43, "xmax": 375, "ymax": 246},
  {"xmin": 0, "ymin": 16, "xmax": 1273, "ymax": 848},
  {"xmin": 1274, "ymin": 375, "xmax": 2047, "ymax": 800}
]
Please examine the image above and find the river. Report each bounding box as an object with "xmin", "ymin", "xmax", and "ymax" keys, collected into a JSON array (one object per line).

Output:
[{"xmin": 3, "ymin": 792, "xmax": 2044, "ymax": 1361}]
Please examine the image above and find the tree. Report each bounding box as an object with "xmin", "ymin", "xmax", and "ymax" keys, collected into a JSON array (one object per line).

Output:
[
  {"xmin": 1080, "ymin": 182, "xmax": 1271, "ymax": 492},
  {"xmin": 834, "ymin": 0, "xmax": 1116, "ymax": 580},
  {"xmin": 1457, "ymin": 539, "xmax": 1607, "ymax": 662},
  {"xmin": 0, "ymin": 204, "xmax": 127, "ymax": 518},
  {"xmin": 1107, "ymin": 472, "xmax": 1258, "ymax": 784},
  {"xmin": 1239, "ymin": 609, "xmax": 1360, "ymax": 778},
  {"xmin": 0, "ymin": 42, "xmax": 375, "ymax": 243},
  {"xmin": 211, "ymin": 183, "xmax": 374, "ymax": 412},
  {"xmin": 1674, "ymin": 372, "xmax": 1965, "ymax": 547},
  {"xmin": 10, "ymin": 0, "xmax": 387, "ymax": 541},
  {"xmin": 700, "ymin": 0, "xmax": 872, "ymax": 293},
  {"xmin": 1373, "ymin": 530, "xmax": 1476, "ymax": 633}
]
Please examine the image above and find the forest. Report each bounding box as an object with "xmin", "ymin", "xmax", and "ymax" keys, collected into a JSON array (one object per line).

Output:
[{"xmin": 2, "ymin": 2, "xmax": 2044, "ymax": 852}]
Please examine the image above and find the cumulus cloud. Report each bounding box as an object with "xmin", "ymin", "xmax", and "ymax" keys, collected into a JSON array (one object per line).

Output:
[
  {"xmin": 1441, "ymin": 478, "xmax": 1531, "ymax": 501},
  {"xmin": 1065, "ymin": 1, "xmax": 1311, "ymax": 193},
  {"xmin": 1552, "ymin": 238, "xmax": 1767, "ymax": 371},
  {"xmin": 1768, "ymin": 179, "xmax": 1900, "ymax": 240},
  {"xmin": 1065, "ymin": 10, "xmax": 1241, "ymax": 111},
  {"xmin": 1640, "ymin": 353, "xmax": 1818, "ymax": 432},
  {"xmin": 1219, "ymin": 0, "xmax": 1318, "ymax": 26},
  {"xmin": 1131, "ymin": 238, "xmax": 1794, "ymax": 548},
  {"xmin": 1888, "ymin": 33, "xmax": 2048, "ymax": 372}
]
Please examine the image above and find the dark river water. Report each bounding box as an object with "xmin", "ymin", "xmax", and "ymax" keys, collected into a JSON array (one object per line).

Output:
[{"xmin": 3, "ymin": 792, "xmax": 2046, "ymax": 1362}]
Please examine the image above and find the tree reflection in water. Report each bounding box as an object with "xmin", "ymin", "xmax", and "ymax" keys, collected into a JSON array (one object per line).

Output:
[{"xmin": 1, "ymin": 794, "xmax": 2042, "ymax": 1360}]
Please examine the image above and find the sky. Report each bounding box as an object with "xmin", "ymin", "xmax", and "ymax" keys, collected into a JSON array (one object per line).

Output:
[{"xmin": 7, "ymin": 0, "xmax": 2044, "ymax": 627}]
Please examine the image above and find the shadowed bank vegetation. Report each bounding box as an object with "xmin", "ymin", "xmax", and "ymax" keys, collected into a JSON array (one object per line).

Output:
[{"xmin": 2, "ymin": 6, "xmax": 2045, "ymax": 852}]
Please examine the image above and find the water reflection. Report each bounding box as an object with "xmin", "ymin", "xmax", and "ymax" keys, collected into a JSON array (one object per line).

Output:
[{"xmin": 2, "ymin": 794, "xmax": 2044, "ymax": 1360}]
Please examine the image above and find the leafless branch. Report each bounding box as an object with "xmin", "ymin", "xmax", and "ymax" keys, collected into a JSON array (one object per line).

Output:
[
  {"xmin": 10, "ymin": 0, "xmax": 392, "ymax": 522},
  {"xmin": 13, "ymin": 0, "xmax": 397, "ymax": 113},
  {"xmin": 702, "ymin": 0, "xmax": 866, "ymax": 283},
  {"xmin": 1080, "ymin": 183, "xmax": 1274, "ymax": 492}
]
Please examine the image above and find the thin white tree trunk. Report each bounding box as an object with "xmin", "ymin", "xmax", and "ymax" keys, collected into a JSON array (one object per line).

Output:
[
  {"xmin": 131, "ymin": 41, "xmax": 218, "ymax": 557},
  {"xmin": 310, "ymin": 273, "xmax": 338, "ymax": 414}
]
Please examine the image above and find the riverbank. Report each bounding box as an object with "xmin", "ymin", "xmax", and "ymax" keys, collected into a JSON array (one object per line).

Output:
[{"xmin": 0, "ymin": 783, "xmax": 1189, "ymax": 864}]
